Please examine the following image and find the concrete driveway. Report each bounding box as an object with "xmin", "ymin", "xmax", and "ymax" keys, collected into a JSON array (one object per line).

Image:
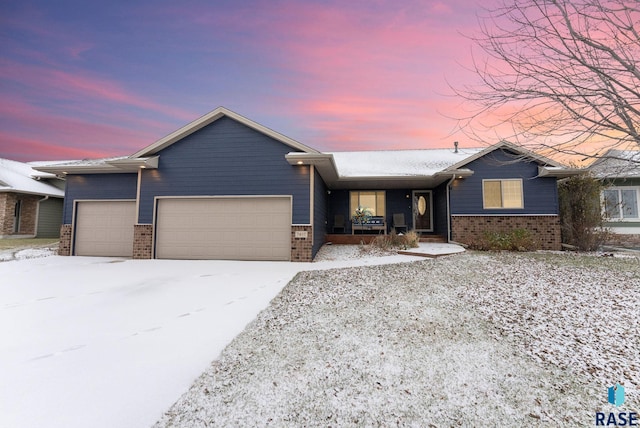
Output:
[{"xmin": 0, "ymin": 252, "xmax": 424, "ymax": 428}]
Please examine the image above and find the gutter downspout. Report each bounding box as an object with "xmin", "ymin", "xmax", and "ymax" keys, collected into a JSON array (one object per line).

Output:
[
  {"xmin": 35, "ymin": 195, "xmax": 50, "ymax": 238},
  {"xmin": 446, "ymin": 174, "xmax": 455, "ymax": 243}
]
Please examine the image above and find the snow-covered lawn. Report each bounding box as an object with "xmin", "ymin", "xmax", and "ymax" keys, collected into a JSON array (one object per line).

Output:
[
  {"xmin": 0, "ymin": 248, "xmax": 424, "ymax": 428},
  {"xmin": 156, "ymin": 251, "xmax": 639, "ymax": 427}
]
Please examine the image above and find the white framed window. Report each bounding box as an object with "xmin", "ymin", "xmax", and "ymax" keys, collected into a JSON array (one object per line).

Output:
[
  {"xmin": 483, "ymin": 179, "xmax": 524, "ymax": 209},
  {"xmin": 603, "ymin": 187, "xmax": 640, "ymax": 219},
  {"xmin": 350, "ymin": 191, "xmax": 385, "ymax": 216}
]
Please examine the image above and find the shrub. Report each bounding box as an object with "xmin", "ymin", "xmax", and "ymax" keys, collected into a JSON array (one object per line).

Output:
[
  {"xmin": 371, "ymin": 235, "xmax": 393, "ymax": 251},
  {"xmin": 469, "ymin": 228, "xmax": 538, "ymax": 251},
  {"xmin": 403, "ymin": 230, "xmax": 420, "ymax": 248},
  {"xmin": 558, "ymin": 174, "xmax": 608, "ymax": 251},
  {"xmin": 370, "ymin": 230, "xmax": 420, "ymax": 251}
]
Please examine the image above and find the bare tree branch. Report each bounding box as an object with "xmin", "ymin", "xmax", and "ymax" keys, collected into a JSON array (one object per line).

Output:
[{"xmin": 451, "ymin": 0, "xmax": 640, "ymax": 161}]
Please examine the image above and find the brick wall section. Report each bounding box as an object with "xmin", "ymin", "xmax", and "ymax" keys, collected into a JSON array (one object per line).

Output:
[
  {"xmin": 605, "ymin": 233, "xmax": 640, "ymax": 248},
  {"xmin": 59, "ymin": 224, "xmax": 72, "ymax": 256},
  {"xmin": 18, "ymin": 195, "xmax": 39, "ymax": 235},
  {"xmin": 451, "ymin": 215, "xmax": 561, "ymax": 250},
  {"xmin": 291, "ymin": 225, "xmax": 313, "ymax": 262},
  {"xmin": 0, "ymin": 192, "xmax": 40, "ymax": 236},
  {"xmin": 133, "ymin": 224, "xmax": 153, "ymax": 259},
  {"xmin": 0, "ymin": 193, "xmax": 10, "ymax": 235}
]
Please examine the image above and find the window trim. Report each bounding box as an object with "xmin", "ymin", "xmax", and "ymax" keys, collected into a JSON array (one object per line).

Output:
[
  {"xmin": 602, "ymin": 186, "xmax": 640, "ymax": 221},
  {"xmin": 349, "ymin": 190, "xmax": 386, "ymax": 217},
  {"xmin": 482, "ymin": 179, "xmax": 524, "ymax": 209}
]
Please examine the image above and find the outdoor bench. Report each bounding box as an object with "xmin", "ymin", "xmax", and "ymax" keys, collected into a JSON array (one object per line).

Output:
[{"xmin": 352, "ymin": 217, "xmax": 387, "ymax": 235}]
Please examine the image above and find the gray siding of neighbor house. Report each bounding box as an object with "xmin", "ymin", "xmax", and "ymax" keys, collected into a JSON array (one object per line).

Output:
[
  {"xmin": 63, "ymin": 174, "xmax": 138, "ymax": 224},
  {"xmin": 602, "ymin": 177, "xmax": 640, "ymax": 229},
  {"xmin": 138, "ymin": 117, "xmax": 311, "ymax": 224},
  {"xmin": 37, "ymin": 197, "xmax": 63, "ymax": 238},
  {"xmin": 450, "ymin": 150, "xmax": 559, "ymax": 215},
  {"xmin": 313, "ymin": 168, "xmax": 327, "ymax": 257}
]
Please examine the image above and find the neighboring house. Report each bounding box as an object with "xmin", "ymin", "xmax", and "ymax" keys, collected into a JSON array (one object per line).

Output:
[
  {"xmin": 35, "ymin": 107, "xmax": 576, "ymax": 261},
  {"xmin": 589, "ymin": 149, "xmax": 640, "ymax": 247},
  {"xmin": 0, "ymin": 158, "xmax": 65, "ymax": 239}
]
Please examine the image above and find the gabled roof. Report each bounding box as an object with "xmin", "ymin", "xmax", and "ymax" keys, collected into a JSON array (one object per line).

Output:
[
  {"xmin": 589, "ymin": 149, "xmax": 640, "ymax": 178},
  {"xmin": 131, "ymin": 106, "xmax": 319, "ymax": 158},
  {"xmin": 443, "ymin": 141, "xmax": 564, "ymax": 171},
  {"xmin": 287, "ymin": 141, "xmax": 577, "ymax": 189},
  {"xmin": 0, "ymin": 158, "xmax": 65, "ymax": 197},
  {"xmin": 33, "ymin": 108, "xmax": 578, "ymax": 185}
]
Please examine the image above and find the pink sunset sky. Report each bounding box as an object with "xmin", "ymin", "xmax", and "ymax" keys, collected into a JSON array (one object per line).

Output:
[{"xmin": 1, "ymin": 0, "xmax": 501, "ymax": 161}]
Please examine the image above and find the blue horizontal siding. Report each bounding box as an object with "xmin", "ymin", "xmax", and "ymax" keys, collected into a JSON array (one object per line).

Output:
[
  {"xmin": 313, "ymin": 168, "xmax": 327, "ymax": 257},
  {"xmin": 63, "ymin": 174, "xmax": 138, "ymax": 224},
  {"xmin": 450, "ymin": 150, "xmax": 559, "ymax": 215},
  {"xmin": 433, "ymin": 182, "xmax": 448, "ymax": 235},
  {"xmin": 138, "ymin": 116, "xmax": 310, "ymax": 224}
]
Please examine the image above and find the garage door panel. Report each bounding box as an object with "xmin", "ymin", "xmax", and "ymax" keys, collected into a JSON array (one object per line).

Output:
[
  {"xmin": 74, "ymin": 201, "xmax": 135, "ymax": 257},
  {"xmin": 156, "ymin": 197, "xmax": 291, "ymax": 261}
]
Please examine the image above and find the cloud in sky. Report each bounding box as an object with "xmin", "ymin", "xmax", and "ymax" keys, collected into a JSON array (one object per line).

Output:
[{"xmin": 0, "ymin": 0, "xmax": 488, "ymax": 161}]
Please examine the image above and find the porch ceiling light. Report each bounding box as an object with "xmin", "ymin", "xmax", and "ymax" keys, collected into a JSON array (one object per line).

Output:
[{"xmin": 297, "ymin": 161, "xmax": 304, "ymax": 165}]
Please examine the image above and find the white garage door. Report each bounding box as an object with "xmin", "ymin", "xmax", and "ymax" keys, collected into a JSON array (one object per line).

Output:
[
  {"xmin": 156, "ymin": 197, "xmax": 292, "ymax": 261},
  {"xmin": 74, "ymin": 201, "xmax": 136, "ymax": 257}
]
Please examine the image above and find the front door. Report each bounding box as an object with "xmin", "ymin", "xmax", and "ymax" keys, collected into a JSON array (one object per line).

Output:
[{"xmin": 413, "ymin": 190, "xmax": 433, "ymax": 232}]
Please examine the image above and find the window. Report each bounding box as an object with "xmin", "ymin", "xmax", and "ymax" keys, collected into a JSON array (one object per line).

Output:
[
  {"xmin": 350, "ymin": 191, "xmax": 385, "ymax": 216},
  {"xmin": 603, "ymin": 188, "xmax": 639, "ymax": 219},
  {"xmin": 483, "ymin": 179, "xmax": 523, "ymax": 209}
]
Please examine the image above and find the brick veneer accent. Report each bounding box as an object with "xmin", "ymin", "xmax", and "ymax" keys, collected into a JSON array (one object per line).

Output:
[
  {"xmin": 0, "ymin": 192, "xmax": 40, "ymax": 236},
  {"xmin": 59, "ymin": 224, "xmax": 72, "ymax": 256},
  {"xmin": 0, "ymin": 193, "xmax": 10, "ymax": 235},
  {"xmin": 291, "ymin": 225, "xmax": 313, "ymax": 262},
  {"xmin": 133, "ymin": 224, "xmax": 153, "ymax": 259},
  {"xmin": 451, "ymin": 215, "xmax": 561, "ymax": 250}
]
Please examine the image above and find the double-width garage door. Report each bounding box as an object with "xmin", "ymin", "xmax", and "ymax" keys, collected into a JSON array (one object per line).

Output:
[
  {"xmin": 155, "ymin": 197, "xmax": 292, "ymax": 261},
  {"xmin": 74, "ymin": 201, "xmax": 136, "ymax": 257}
]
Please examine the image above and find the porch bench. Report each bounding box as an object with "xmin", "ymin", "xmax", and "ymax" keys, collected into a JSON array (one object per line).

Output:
[{"xmin": 352, "ymin": 217, "xmax": 387, "ymax": 235}]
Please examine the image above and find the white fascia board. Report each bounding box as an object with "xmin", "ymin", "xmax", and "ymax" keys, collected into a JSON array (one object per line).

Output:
[
  {"xmin": 434, "ymin": 168, "xmax": 474, "ymax": 178},
  {"xmin": 34, "ymin": 157, "xmax": 159, "ymax": 176},
  {"xmin": 108, "ymin": 156, "xmax": 159, "ymax": 170},
  {"xmin": 537, "ymin": 166, "xmax": 584, "ymax": 178},
  {"xmin": 286, "ymin": 152, "xmax": 340, "ymax": 185},
  {"xmin": 0, "ymin": 188, "xmax": 64, "ymax": 198}
]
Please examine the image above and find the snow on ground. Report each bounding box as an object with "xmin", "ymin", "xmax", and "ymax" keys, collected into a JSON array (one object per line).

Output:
[
  {"xmin": 3, "ymin": 245, "xmax": 638, "ymax": 427},
  {"xmin": 156, "ymin": 251, "xmax": 639, "ymax": 427},
  {"xmin": 0, "ymin": 247, "xmax": 423, "ymax": 428},
  {"xmin": 0, "ymin": 245, "xmax": 58, "ymax": 262}
]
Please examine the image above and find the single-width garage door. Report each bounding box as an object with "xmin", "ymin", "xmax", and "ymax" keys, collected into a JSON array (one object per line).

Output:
[
  {"xmin": 74, "ymin": 201, "xmax": 136, "ymax": 257},
  {"xmin": 156, "ymin": 197, "xmax": 292, "ymax": 261}
]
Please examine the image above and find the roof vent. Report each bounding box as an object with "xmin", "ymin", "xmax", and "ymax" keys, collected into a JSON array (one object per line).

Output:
[{"xmin": 454, "ymin": 141, "xmax": 459, "ymax": 153}]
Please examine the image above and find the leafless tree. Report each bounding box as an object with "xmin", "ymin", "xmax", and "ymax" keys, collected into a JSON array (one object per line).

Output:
[{"xmin": 453, "ymin": 0, "xmax": 640, "ymax": 162}]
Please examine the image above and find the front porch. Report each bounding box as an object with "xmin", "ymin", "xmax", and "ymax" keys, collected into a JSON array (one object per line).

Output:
[
  {"xmin": 326, "ymin": 187, "xmax": 449, "ymax": 238},
  {"xmin": 325, "ymin": 233, "xmax": 447, "ymax": 245}
]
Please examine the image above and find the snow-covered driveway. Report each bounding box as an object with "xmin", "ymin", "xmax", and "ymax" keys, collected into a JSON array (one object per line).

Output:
[{"xmin": 0, "ymin": 251, "xmax": 423, "ymax": 428}]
